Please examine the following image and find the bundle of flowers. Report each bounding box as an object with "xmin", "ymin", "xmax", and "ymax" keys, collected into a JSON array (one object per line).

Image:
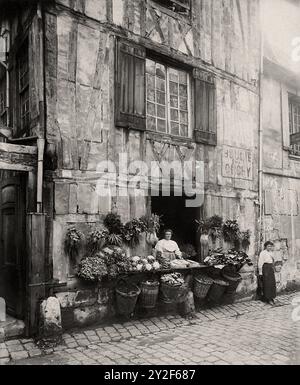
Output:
[
  {"xmin": 161, "ymin": 273, "xmax": 185, "ymax": 287},
  {"xmin": 128, "ymin": 255, "xmax": 160, "ymax": 272},
  {"xmin": 77, "ymin": 256, "xmax": 108, "ymax": 282}
]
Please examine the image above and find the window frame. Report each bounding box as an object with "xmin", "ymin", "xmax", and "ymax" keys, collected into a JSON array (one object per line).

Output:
[
  {"xmin": 0, "ymin": 31, "xmax": 9, "ymax": 127},
  {"xmin": 145, "ymin": 57, "xmax": 193, "ymax": 139},
  {"xmin": 150, "ymin": 0, "xmax": 192, "ymax": 19},
  {"xmin": 16, "ymin": 38, "xmax": 30, "ymax": 136},
  {"xmin": 288, "ymin": 94, "xmax": 300, "ymax": 157}
]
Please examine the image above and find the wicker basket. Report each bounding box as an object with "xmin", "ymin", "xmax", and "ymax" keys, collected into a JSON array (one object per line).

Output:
[
  {"xmin": 207, "ymin": 279, "xmax": 229, "ymax": 305},
  {"xmin": 116, "ymin": 281, "xmax": 141, "ymax": 316},
  {"xmin": 193, "ymin": 275, "xmax": 213, "ymax": 299},
  {"xmin": 140, "ymin": 281, "xmax": 160, "ymax": 309},
  {"xmin": 159, "ymin": 282, "xmax": 183, "ymax": 304}
]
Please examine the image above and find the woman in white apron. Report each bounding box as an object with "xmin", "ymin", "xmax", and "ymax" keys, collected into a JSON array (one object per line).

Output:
[{"xmin": 154, "ymin": 229, "xmax": 182, "ymax": 262}]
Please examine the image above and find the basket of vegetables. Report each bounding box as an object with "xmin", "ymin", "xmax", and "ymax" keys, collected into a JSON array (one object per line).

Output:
[
  {"xmin": 115, "ymin": 279, "xmax": 141, "ymax": 317},
  {"xmin": 193, "ymin": 275, "xmax": 213, "ymax": 299},
  {"xmin": 159, "ymin": 273, "xmax": 185, "ymax": 304},
  {"xmin": 140, "ymin": 280, "xmax": 160, "ymax": 309}
]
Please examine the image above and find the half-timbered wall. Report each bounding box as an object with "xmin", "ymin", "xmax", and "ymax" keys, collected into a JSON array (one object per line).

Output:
[{"xmin": 44, "ymin": 0, "xmax": 260, "ymax": 297}]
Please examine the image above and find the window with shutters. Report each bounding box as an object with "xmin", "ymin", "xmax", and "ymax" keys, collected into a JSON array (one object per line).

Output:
[
  {"xmin": 17, "ymin": 39, "xmax": 30, "ymax": 135},
  {"xmin": 146, "ymin": 58, "xmax": 191, "ymax": 137},
  {"xmin": 193, "ymin": 69, "xmax": 217, "ymax": 146},
  {"xmin": 289, "ymin": 95, "xmax": 300, "ymax": 156},
  {"xmin": 116, "ymin": 39, "xmax": 217, "ymax": 144},
  {"xmin": 151, "ymin": 0, "xmax": 191, "ymax": 17},
  {"xmin": 0, "ymin": 32, "xmax": 9, "ymax": 127},
  {"xmin": 115, "ymin": 39, "xmax": 146, "ymax": 130}
]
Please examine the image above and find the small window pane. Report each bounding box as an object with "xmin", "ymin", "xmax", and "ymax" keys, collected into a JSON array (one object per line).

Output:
[
  {"xmin": 147, "ymin": 102, "xmax": 156, "ymax": 116},
  {"xmin": 170, "ymin": 95, "xmax": 178, "ymax": 108},
  {"xmin": 171, "ymin": 122, "xmax": 180, "ymax": 136},
  {"xmin": 156, "ymin": 78, "xmax": 166, "ymax": 92},
  {"xmin": 157, "ymin": 119, "xmax": 166, "ymax": 133},
  {"xmin": 179, "ymin": 97, "xmax": 188, "ymax": 110},
  {"xmin": 146, "ymin": 59, "xmax": 155, "ymax": 75},
  {"xmin": 156, "ymin": 91, "xmax": 166, "ymax": 105},
  {"xmin": 179, "ymin": 84, "xmax": 188, "ymax": 97},
  {"xmin": 180, "ymin": 111, "xmax": 188, "ymax": 124},
  {"xmin": 170, "ymin": 109, "xmax": 179, "ymax": 121},
  {"xmin": 147, "ymin": 88, "xmax": 155, "ymax": 102},
  {"xmin": 169, "ymin": 81, "xmax": 178, "ymax": 95},
  {"xmin": 157, "ymin": 105, "xmax": 166, "ymax": 118},
  {"xmin": 179, "ymin": 71, "xmax": 188, "ymax": 84},
  {"xmin": 180, "ymin": 124, "xmax": 188, "ymax": 137},
  {"xmin": 147, "ymin": 116, "xmax": 156, "ymax": 131},
  {"xmin": 156, "ymin": 64, "xmax": 166, "ymax": 79},
  {"xmin": 147, "ymin": 74, "xmax": 155, "ymax": 89}
]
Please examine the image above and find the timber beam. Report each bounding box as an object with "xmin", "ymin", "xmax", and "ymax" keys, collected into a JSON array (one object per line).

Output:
[{"xmin": 0, "ymin": 142, "xmax": 37, "ymax": 171}]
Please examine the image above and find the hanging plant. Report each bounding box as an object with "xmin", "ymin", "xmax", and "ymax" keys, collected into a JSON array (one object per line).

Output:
[
  {"xmin": 103, "ymin": 212, "xmax": 124, "ymax": 234},
  {"xmin": 65, "ymin": 227, "xmax": 84, "ymax": 262},
  {"xmin": 140, "ymin": 213, "xmax": 162, "ymax": 234},
  {"xmin": 240, "ymin": 230, "xmax": 251, "ymax": 250},
  {"xmin": 86, "ymin": 229, "xmax": 109, "ymax": 256},
  {"xmin": 222, "ymin": 220, "xmax": 240, "ymax": 244},
  {"xmin": 122, "ymin": 218, "xmax": 148, "ymax": 248}
]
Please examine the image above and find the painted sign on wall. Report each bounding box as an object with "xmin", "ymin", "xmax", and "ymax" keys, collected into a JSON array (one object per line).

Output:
[{"xmin": 222, "ymin": 146, "xmax": 253, "ymax": 180}]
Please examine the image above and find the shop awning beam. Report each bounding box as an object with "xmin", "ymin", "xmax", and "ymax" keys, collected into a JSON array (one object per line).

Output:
[{"xmin": 0, "ymin": 142, "xmax": 37, "ymax": 171}]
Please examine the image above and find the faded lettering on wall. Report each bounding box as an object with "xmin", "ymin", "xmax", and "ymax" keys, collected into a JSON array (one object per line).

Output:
[{"xmin": 222, "ymin": 146, "xmax": 253, "ymax": 181}]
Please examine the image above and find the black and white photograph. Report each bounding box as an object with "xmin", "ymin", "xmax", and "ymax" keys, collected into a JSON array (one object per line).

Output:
[{"xmin": 0, "ymin": 0, "xmax": 300, "ymax": 369}]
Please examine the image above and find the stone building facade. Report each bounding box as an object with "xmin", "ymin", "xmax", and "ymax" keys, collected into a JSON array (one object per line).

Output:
[
  {"xmin": 262, "ymin": 0, "xmax": 300, "ymax": 292},
  {"xmin": 0, "ymin": 0, "xmax": 266, "ymax": 333}
]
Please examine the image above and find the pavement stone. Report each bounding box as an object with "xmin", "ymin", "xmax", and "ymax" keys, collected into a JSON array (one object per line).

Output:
[{"xmin": 3, "ymin": 292, "xmax": 300, "ymax": 365}]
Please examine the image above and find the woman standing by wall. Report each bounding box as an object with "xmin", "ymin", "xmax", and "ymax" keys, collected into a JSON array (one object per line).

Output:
[{"xmin": 257, "ymin": 241, "xmax": 277, "ymax": 305}]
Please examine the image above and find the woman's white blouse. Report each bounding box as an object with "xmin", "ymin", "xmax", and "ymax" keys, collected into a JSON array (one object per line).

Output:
[
  {"xmin": 258, "ymin": 250, "xmax": 274, "ymax": 275},
  {"xmin": 155, "ymin": 239, "xmax": 182, "ymax": 257}
]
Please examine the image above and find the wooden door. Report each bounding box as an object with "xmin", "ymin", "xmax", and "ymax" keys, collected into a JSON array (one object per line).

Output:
[{"xmin": 0, "ymin": 176, "xmax": 26, "ymax": 319}]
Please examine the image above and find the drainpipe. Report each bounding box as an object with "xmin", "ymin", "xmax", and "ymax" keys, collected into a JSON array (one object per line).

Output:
[
  {"xmin": 36, "ymin": 1, "xmax": 45, "ymax": 214},
  {"xmin": 258, "ymin": 3, "xmax": 264, "ymax": 250}
]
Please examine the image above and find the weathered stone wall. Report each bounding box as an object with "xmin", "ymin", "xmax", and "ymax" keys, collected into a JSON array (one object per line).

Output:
[
  {"xmin": 262, "ymin": 72, "xmax": 300, "ymax": 291},
  {"xmin": 43, "ymin": 0, "xmax": 261, "ymax": 299}
]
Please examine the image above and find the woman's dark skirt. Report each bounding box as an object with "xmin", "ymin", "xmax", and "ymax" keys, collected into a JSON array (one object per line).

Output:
[{"xmin": 261, "ymin": 263, "xmax": 276, "ymax": 301}]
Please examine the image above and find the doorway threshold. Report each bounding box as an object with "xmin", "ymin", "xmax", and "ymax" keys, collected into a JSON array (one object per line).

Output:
[{"xmin": 0, "ymin": 315, "xmax": 25, "ymax": 342}]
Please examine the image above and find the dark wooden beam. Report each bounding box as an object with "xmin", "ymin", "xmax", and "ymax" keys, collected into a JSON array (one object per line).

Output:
[{"xmin": 0, "ymin": 142, "xmax": 37, "ymax": 171}]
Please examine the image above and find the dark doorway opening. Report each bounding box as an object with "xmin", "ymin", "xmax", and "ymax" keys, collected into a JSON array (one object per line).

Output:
[
  {"xmin": 151, "ymin": 192, "xmax": 199, "ymax": 252},
  {"xmin": 0, "ymin": 171, "xmax": 26, "ymax": 319}
]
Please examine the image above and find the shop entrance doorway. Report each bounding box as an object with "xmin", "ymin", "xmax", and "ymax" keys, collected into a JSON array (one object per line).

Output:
[{"xmin": 151, "ymin": 192, "xmax": 199, "ymax": 254}]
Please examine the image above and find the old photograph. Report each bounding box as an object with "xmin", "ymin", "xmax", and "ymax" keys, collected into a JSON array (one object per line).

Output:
[{"xmin": 0, "ymin": 0, "xmax": 300, "ymax": 369}]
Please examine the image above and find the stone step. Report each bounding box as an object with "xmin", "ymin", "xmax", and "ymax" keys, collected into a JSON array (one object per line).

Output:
[{"xmin": 0, "ymin": 316, "xmax": 25, "ymax": 342}]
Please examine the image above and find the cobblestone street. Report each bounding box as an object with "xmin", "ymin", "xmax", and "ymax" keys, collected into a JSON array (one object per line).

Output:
[{"xmin": 0, "ymin": 292, "xmax": 299, "ymax": 365}]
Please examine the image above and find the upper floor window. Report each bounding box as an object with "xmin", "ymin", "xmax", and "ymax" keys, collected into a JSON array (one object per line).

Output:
[
  {"xmin": 115, "ymin": 39, "xmax": 216, "ymax": 145},
  {"xmin": 17, "ymin": 39, "xmax": 30, "ymax": 135},
  {"xmin": 146, "ymin": 58, "xmax": 190, "ymax": 137},
  {"xmin": 152, "ymin": 0, "xmax": 191, "ymax": 16},
  {"xmin": 0, "ymin": 31, "xmax": 9, "ymax": 127},
  {"xmin": 289, "ymin": 95, "xmax": 300, "ymax": 156}
]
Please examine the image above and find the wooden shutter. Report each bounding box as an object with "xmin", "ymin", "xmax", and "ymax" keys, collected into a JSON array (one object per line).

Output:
[
  {"xmin": 116, "ymin": 39, "xmax": 146, "ymax": 130},
  {"xmin": 193, "ymin": 69, "xmax": 217, "ymax": 145}
]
